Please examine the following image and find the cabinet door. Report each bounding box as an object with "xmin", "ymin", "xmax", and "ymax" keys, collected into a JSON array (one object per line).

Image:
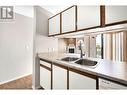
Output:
[
  {"xmin": 77, "ymin": 6, "xmax": 100, "ymax": 30},
  {"xmin": 106, "ymin": 6, "xmax": 127, "ymax": 24},
  {"xmin": 69, "ymin": 71, "xmax": 96, "ymax": 89},
  {"xmin": 40, "ymin": 61, "xmax": 51, "ymax": 89},
  {"xmin": 62, "ymin": 6, "xmax": 76, "ymax": 33},
  {"xmin": 53, "ymin": 65, "xmax": 67, "ymax": 89},
  {"xmin": 40, "ymin": 67, "xmax": 51, "ymax": 89},
  {"xmin": 49, "ymin": 14, "xmax": 60, "ymax": 35}
]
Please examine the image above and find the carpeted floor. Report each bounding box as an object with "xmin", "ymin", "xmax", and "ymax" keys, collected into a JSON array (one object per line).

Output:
[{"xmin": 0, "ymin": 75, "xmax": 32, "ymax": 89}]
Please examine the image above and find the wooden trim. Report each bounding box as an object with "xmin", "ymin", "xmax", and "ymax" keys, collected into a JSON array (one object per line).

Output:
[
  {"xmin": 100, "ymin": 5, "xmax": 105, "ymax": 27},
  {"xmin": 77, "ymin": 26, "xmax": 100, "ymax": 32},
  {"xmin": 61, "ymin": 5, "xmax": 76, "ymax": 14},
  {"xmin": 68, "ymin": 68, "xmax": 97, "ymax": 79},
  {"xmin": 40, "ymin": 64, "xmax": 51, "ymax": 71},
  {"xmin": 67, "ymin": 68, "xmax": 69, "ymax": 90},
  {"xmin": 48, "ymin": 13, "xmax": 60, "ymax": 20},
  {"xmin": 58, "ymin": 25, "xmax": 99, "ymax": 36},
  {"xmin": 96, "ymin": 78, "xmax": 99, "ymax": 89},
  {"xmin": 0, "ymin": 8, "xmax": 2, "ymax": 19},
  {"xmin": 88, "ymin": 36, "xmax": 90, "ymax": 57},
  {"xmin": 75, "ymin": 5, "xmax": 77, "ymax": 31},
  {"xmin": 101, "ymin": 34, "xmax": 104, "ymax": 59},
  {"xmin": 40, "ymin": 58, "xmax": 52, "ymax": 64},
  {"xmin": 110, "ymin": 33, "xmax": 113, "ymax": 60},
  {"xmin": 51, "ymin": 63, "xmax": 53, "ymax": 89},
  {"xmin": 40, "ymin": 58, "xmax": 68, "ymax": 70},
  {"xmin": 53, "ymin": 63, "xmax": 68, "ymax": 70},
  {"xmin": 48, "ymin": 33, "xmax": 60, "ymax": 37},
  {"xmin": 60, "ymin": 13, "xmax": 62, "ymax": 34},
  {"xmin": 48, "ymin": 18, "xmax": 50, "ymax": 36},
  {"xmin": 105, "ymin": 20, "xmax": 127, "ymax": 27},
  {"xmin": 48, "ymin": 5, "xmax": 76, "ymax": 20},
  {"xmin": 61, "ymin": 30, "xmax": 78, "ymax": 35}
]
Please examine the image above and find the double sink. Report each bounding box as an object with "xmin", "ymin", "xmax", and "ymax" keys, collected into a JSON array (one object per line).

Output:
[{"xmin": 60, "ymin": 57, "xmax": 98, "ymax": 68}]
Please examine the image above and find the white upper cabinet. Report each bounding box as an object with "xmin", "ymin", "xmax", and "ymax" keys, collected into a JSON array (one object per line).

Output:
[
  {"xmin": 106, "ymin": 6, "xmax": 127, "ymax": 24},
  {"xmin": 62, "ymin": 6, "xmax": 76, "ymax": 33},
  {"xmin": 49, "ymin": 14, "xmax": 60, "ymax": 35},
  {"xmin": 77, "ymin": 6, "xmax": 100, "ymax": 30}
]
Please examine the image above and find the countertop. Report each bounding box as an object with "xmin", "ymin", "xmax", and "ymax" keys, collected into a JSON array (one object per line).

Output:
[{"xmin": 38, "ymin": 52, "xmax": 127, "ymax": 86}]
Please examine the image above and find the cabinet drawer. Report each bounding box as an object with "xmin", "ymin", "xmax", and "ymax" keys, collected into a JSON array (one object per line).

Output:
[{"xmin": 40, "ymin": 60, "xmax": 51, "ymax": 68}]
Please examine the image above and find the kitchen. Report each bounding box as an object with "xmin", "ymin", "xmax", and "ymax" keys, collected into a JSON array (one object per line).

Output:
[
  {"xmin": 0, "ymin": 5, "xmax": 127, "ymax": 90},
  {"xmin": 34, "ymin": 5, "xmax": 127, "ymax": 90}
]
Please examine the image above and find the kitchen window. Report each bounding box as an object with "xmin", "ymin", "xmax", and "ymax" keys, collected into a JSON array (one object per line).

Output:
[
  {"xmin": 96, "ymin": 34, "xmax": 103, "ymax": 59},
  {"xmin": 103, "ymin": 31, "xmax": 127, "ymax": 62}
]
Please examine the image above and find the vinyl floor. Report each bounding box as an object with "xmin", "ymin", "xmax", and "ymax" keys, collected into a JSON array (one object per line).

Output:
[{"xmin": 0, "ymin": 75, "xmax": 32, "ymax": 89}]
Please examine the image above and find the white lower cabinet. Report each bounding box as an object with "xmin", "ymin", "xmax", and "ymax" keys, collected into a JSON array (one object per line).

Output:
[
  {"xmin": 53, "ymin": 65, "xmax": 67, "ymax": 89},
  {"xmin": 40, "ymin": 67, "xmax": 51, "ymax": 89},
  {"xmin": 40, "ymin": 61, "xmax": 97, "ymax": 89},
  {"xmin": 69, "ymin": 71, "xmax": 96, "ymax": 89}
]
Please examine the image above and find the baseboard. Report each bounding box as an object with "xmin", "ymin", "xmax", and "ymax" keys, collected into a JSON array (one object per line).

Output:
[{"xmin": 0, "ymin": 73, "xmax": 32, "ymax": 85}]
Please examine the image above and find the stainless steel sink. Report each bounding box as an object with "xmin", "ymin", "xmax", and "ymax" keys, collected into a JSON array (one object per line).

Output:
[
  {"xmin": 75, "ymin": 59, "xmax": 97, "ymax": 66},
  {"xmin": 59, "ymin": 57, "xmax": 98, "ymax": 68},
  {"xmin": 60, "ymin": 57, "xmax": 79, "ymax": 62}
]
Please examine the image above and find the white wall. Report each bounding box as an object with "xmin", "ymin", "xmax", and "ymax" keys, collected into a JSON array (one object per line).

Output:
[
  {"xmin": 33, "ymin": 6, "xmax": 58, "ymax": 89},
  {"xmin": 35, "ymin": 6, "xmax": 58, "ymax": 53},
  {"xmin": 0, "ymin": 6, "xmax": 33, "ymax": 84},
  {"xmin": 36, "ymin": 34, "xmax": 58, "ymax": 53}
]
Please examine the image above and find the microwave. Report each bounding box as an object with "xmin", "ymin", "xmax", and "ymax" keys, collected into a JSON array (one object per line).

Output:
[
  {"xmin": 69, "ymin": 48, "xmax": 75, "ymax": 53},
  {"xmin": 68, "ymin": 47, "xmax": 75, "ymax": 53}
]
